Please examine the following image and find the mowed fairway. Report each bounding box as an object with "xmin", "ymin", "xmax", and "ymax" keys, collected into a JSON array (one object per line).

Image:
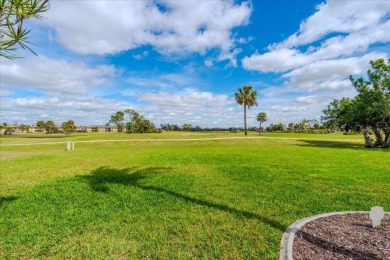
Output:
[{"xmin": 1, "ymin": 132, "xmax": 389, "ymax": 259}]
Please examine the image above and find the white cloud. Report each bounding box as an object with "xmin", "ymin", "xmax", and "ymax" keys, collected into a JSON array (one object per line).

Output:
[
  {"xmin": 242, "ymin": 1, "xmax": 390, "ymax": 72},
  {"xmin": 43, "ymin": 0, "xmax": 252, "ymax": 59},
  {"xmin": 243, "ymin": 48, "xmax": 311, "ymax": 72},
  {"xmin": 295, "ymin": 96, "xmax": 319, "ymax": 105},
  {"xmin": 0, "ymin": 56, "xmax": 115, "ymax": 94},
  {"xmin": 269, "ymin": 105, "xmax": 307, "ymax": 113},
  {"xmin": 0, "ymin": 93, "xmax": 132, "ymax": 125},
  {"xmin": 125, "ymin": 71, "xmax": 200, "ymax": 92},
  {"xmin": 275, "ymin": 1, "xmax": 390, "ymax": 49},
  {"xmin": 133, "ymin": 51, "xmax": 149, "ymax": 60},
  {"xmin": 282, "ymin": 52, "xmax": 386, "ymax": 91},
  {"xmin": 134, "ymin": 88, "xmax": 241, "ymax": 126},
  {"xmin": 0, "ymin": 89, "xmax": 13, "ymax": 97},
  {"xmin": 139, "ymin": 88, "xmax": 230, "ymax": 110}
]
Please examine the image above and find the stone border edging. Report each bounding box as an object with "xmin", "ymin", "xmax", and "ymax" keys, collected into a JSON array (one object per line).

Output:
[{"xmin": 279, "ymin": 211, "xmax": 371, "ymax": 260}]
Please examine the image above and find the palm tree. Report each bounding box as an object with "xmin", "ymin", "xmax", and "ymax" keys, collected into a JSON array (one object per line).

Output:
[
  {"xmin": 235, "ymin": 85, "xmax": 258, "ymax": 136},
  {"xmin": 256, "ymin": 112, "xmax": 267, "ymax": 135},
  {"xmin": 45, "ymin": 120, "xmax": 55, "ymax": 134}
]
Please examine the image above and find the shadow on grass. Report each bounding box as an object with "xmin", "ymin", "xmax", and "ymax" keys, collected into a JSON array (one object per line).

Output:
[
  {"xmin": 79, "ymin": 166, "xmax": 287, "ymax": 232},
  {"xmin": 295, "ymin": 139, "xmax": 390, "ymax": 151},
  {"xmin": 0, "ymin": 196, "xmax": 18, "ymax": 206}
]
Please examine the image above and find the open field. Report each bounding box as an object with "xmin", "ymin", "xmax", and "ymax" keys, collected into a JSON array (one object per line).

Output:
[{"xmin": 1, "ymin": 132, "xmax": 389, "ymax": 258}]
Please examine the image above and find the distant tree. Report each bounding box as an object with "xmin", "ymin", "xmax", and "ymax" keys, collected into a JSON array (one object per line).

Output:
[
  {"xmin": 235, "ymin": 85, "xmax": 258, "ymax": 136},
  {"xmin": 123, "ymin": 109, "xmax": 156, "ymax": 133},
  {"xmin": 62, "ymin": 120, "xmax": 75, "ymax": 134},
  {"xmin": 0, "ymin": 0, "xmax": 50, "ymax": 59},
  {"xmin": 36, "ymin": 120, "xmax": 45, "ymax": 132},
  {"xmin": 1, "ymin": 122, "xmax": 12, "ymax": 134},
  {"xmin": 169, "ymin": 124, "xmax": 181, "ymax": 131},
  {"xmin": 256, "ymin": 112, "xmax": 267, "ymax": 135},
  {"xmin": 193, "ymin": 125, "xmax": 202, "ymax": 131},
  {"xmin": 18, "ymin": 124, "xmax": 29, "ymax": 132},
  {"xmin": 160, "ymin": 124, "xmax": 168, "ymax": 131},
  {"xmin": 139, "ymin": 118, "xmax": 155, "ymax": 133},
  {"xmin": 124, "ymin": 109, "xmax": 139, "ymax": 134},
  {"xmin": 182, "ymin": 123, "xmax": 192, "ymax": 131},
  {"xmin": 109, "ymin": 111, "xmax": 125, "ymax": 133},
  {"xmin": 45, "ymin": 120, "xmax": 55, "ymax": 134},
  {"xmin": 36, "ymin": 120, "xmax": 55, "ymax": 134}
]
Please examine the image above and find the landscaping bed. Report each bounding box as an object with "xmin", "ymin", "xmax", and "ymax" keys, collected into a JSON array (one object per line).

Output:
[{"xmin": 293, "ymin": 213, "xmax": 390, "ymax": 259}]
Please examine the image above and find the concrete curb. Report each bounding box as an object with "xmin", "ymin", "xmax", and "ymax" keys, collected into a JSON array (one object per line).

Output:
[{"xmin": 279, "ymin": 211, "xmax": 371, "ymax": 260}]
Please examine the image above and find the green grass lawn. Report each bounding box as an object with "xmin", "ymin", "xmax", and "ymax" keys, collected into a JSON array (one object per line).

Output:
[{"xmin": 1, "ymin": 132, "xmax": 389, "ymax": 258}]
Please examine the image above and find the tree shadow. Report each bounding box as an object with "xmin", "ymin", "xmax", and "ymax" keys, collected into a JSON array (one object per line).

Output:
[
  {"xmin": 78, "ymin": 166, "xmax": 167, "ymax": 193},
  {"xmin": 78, "ymin": 167, "xmax": 287, "ymax": 232},
  {"xmin": 297, "ymin": 230, "xmax": 382, "ymax": 259},
  {"xmin": 295, "ymin": 139, "xmax": 389, "ymax": 151},
  {"xmin": 0, "ymin": 196, "xmax": 18, "ymax": 207}
]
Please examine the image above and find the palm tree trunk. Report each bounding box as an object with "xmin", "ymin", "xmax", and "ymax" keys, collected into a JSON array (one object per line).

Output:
[
  {"xmin": 362, "ymin": 125, "xmax": 372, "ymax": 147},
  {"xmin": 373, "ymin": 127, "xmax": 384, "ymax": 147},
  {"xmin": 244, "ymin": 104, "xmax": 247, "ymax": 136},
  {"xmin": 385, "ymin": 132, "xmax": 390, "ymax": 148},
  {"xmin": 259, "ymin": 122, "xmax": 261, "ymax": 135}
]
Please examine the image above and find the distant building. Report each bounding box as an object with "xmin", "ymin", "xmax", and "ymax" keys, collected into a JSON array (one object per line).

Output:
[
  {"xmin": 87, "ymin": 125, "xmax": 123, "ymax": 133},
  {"xmin": 4, "ymin": 124, "xmax": 124, "ymax": 134}
]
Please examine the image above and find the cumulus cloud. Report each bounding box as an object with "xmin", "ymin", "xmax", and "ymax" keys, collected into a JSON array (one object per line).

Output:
[
  {"xmin": 0, "ymin": 93, "xmax": 132, "ymax": 125},
  {"xmin": 242, "ymin": 1, "xmax": 390, "ymax": 72},
  {"xmin": 269, "ymin": 105, "xmax": 307, "ymax": 113},
  {"xmin": 282, "ymin": 52, "xmax": 386, "ymax": 91},
  {"xmin": 0, "ymin": 56, "xmax": 115, "ymax": 94},
  {"xmin": 295, "ymin": 96, "xmax": 320, "ymax": 105},
  {"xmin": 139, "ymin": 88, "xmax": 230, "ymax": 110},
  {"xmin": 125, "ymin": 72, "xmax": 200, "ymax": 93},
  {"xmin": 135, "ymin": 88, "xmax": 239, "ymax": 126},
  {"xmin": 43, "ymin": 0, "xmax": 252, "ymax": 58},
  {"xmin": 274, "ymin": 1, "xmax": 390, "ymax": 49}
]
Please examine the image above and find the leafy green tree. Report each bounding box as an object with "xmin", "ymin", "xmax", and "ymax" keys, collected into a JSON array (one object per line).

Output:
[
  {"xmin": 36, "ymin": 120, "xmax": 45, "ymax": 133},
  {"xmin": 61, "ymin": 120, "xmax": 75, "ymax": 134},
  {"xmin": 349, "ymin": 58, "xmax": 389, "ymax": 147},
  {"xmin": 123, "ymin": 109, "xmax": 156, "ymax": 133},
  {"xmin": 182, "ymin": 123, "xmax": 192, "ymax": 131},
  {"xmin": 18, "ymin": 123, "xmax": 29, "ymax": 132},
  {"xmin": 235, "ymin": 85, "xmax": 258, "ymax": 136},
  {"xmin": 44, "ymin": 120, "xmax": 55, "ymax": 134},
  {"xmin": 124, "ymin": 109, "xmax": 139, "ymax": 134},
  {"xmin": 322, "ymin": 58, "xmax": 390, "ymax": 147},
  {"xmin": 256, "ymin": 112, "xmax": 267, "ymax": 135},
  {"xmin": 1, "ymin": 122, "xmax": 12, "ymax": 134},
  {"xmin": 0, "ymin": 0, "xmax": 49, "ymax": 59},
  {"xmin": 109, "ymin": 111, "xmax": 125, "ymax": 133}
]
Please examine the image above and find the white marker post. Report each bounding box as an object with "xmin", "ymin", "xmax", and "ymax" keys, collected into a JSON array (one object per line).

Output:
[
  {"xmin": 369, "ymin": 206, "xmax": 385, "ymax": 228},
  {"xmin": 72, "ymin": 142, "xmax": 75, "ymax": 150},
  {"xmin": 66, "ymin": 141, "xmax": 70, "ymax": 151}
]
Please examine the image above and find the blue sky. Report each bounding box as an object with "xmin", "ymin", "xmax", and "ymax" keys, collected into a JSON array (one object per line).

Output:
[{"xmin": 1, "ymin": 0, "xmax": 389, "ymax": 128}]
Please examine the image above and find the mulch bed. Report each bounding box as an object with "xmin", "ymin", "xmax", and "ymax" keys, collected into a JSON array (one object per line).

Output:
[{"xmin": 293, "ymin": 213, "xmax": 390, "ymax": 260}]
